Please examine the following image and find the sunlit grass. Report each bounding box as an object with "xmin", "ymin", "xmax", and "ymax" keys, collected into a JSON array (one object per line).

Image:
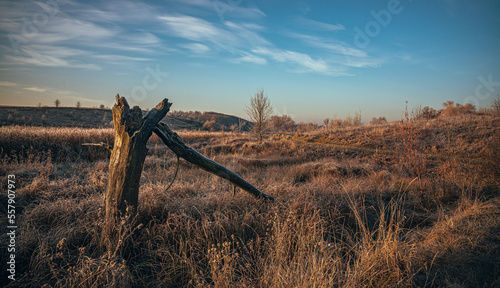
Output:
[{"xmin": 1, "ymin": 112, "xmax": 498, "ymax": 287}]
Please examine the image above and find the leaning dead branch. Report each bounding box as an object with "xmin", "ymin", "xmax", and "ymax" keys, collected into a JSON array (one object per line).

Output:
[{"xmin": 154, "ymin": 122, "xmax": 275, "ymax": 200}]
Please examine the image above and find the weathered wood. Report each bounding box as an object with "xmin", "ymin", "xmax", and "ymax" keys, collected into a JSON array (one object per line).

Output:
[
  {"xmin": 154, "ymin": 122, "xmax": 275, "ymax": 200},
  {"xmin": 105, "ymin": 95, "xmax": 171, "ymax": 220}
]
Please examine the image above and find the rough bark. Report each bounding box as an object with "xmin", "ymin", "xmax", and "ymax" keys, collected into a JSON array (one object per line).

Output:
[
  {"xmin": 154, "ymin": 122, "xmax": 275, "ymax": 200},
  {"xmin": 105, "ymin": 95, "xmax": 171, "ymax": 221}
]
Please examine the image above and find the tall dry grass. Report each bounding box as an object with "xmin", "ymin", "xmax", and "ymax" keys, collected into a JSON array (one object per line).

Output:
[{"xmin": 1, "ymin": 112, "xmax": 499, "ymax": 287}]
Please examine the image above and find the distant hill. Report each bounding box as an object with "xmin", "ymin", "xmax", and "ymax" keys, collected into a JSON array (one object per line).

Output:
[
  {"xmin": 0, "ymin": 106, "xmax": 252, "ymax": 131},
  {"xmin": 170, "ymin": 111, "xmax": 253, "ymax": 131}
]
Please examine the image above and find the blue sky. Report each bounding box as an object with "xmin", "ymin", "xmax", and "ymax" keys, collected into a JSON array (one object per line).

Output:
[{"xmin": 0, "ymin": 0, "xmax": 499, "ymax": 122}]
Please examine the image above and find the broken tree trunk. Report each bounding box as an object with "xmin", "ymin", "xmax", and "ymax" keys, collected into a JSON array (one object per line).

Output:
[
  {"xmin": 105, "ymin": 95, "xmax": 171, "ymax": 221},
  {"xmin": 101, "ymin": 95, "xmax": 273, "ymax": 254},
  {"xmin": 104, "ymin": 95, "xmax": 274, "ymax": 221},
  {"xmin": 154, "ymin": 122, "xmax": 275, "ymax": 200}
]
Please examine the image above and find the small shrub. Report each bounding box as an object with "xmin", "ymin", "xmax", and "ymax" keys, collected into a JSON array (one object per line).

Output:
[
  {"xmin": 440, "ymin": 101, "xmax": 476, "ymax": 117},
  {"xmin": 203, "ymin": 120, "xmax": 217, "ymax": 131},
  {"xmin": 370, "ymin": 116, "xmax": 388, "ymax": 125},
  {"xmin": 270, "ymin": 115, "xmax": 296, "ymax": 132}
]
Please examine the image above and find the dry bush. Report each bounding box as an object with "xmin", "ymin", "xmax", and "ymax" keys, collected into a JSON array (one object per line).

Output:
[
  {"xmin": 492, "ymin": 94, "xmax": 500, "ymax": 113},
  {"xmin": 342, "ymin": 194, "xmax": 416, "ymax": 287},
  {"xmin": 411, "ymin": 198, "xmax": 500, "ymax": 287},
  {"xmin": 369, "ymin": 116, "xmax": 388, "ymax": 125},
  {"xmin": 270, "ymin": 115, "xmax": 296, "ymax": 132},
  {"xmin": 440, "ymin": 101, "xmax": 476, "ymax": 118}
]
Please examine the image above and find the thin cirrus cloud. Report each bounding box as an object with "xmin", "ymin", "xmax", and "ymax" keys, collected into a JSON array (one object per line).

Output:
[
  {"xmin": 24, "ymin": 87, "xmax": 47, "ymax": 93},
  {"xmin": 0, "ymin": 81, "xmax": 19, "ymax": 87},
  {"xmin": 158, "ymin": 13, "xmax": 343, "ymax": 74},
  {"xmin": 158, "ymin": 15, "xmax": 269, "ymax": 51},
  {"xmin": 167, "ymin": 0, "xmax": 266, "ymax": 19},
  {"xmin": 181, "ymin": 43, "xmax": 211, "ymax": 54},
  {"xmin": 288, "ymin": 33, "xmax": 382, "ymax": 69},
  {"xmin": 0, "ymin": 0, "xmax": 164, "ymax": 71},
  {"xmin": 158, "ymin": 14, "xmax": 270, "ymax": 59},
  {"xmin": 0, "ymin": 81, "xmax": 81, "ymax": 98},
  {"xmin": 159, "ymin": 15, "xmax": 222, "ymax": 41},
  {"xmin": 92, "ymin": 54, "xmax": 152, "ymax": 63},
  {"xmin": 290, "ymin": 33, "xmax": 366, "ymax": 58},
  {"xmin": 232, "ymin": 53, "xmax": 267, "ymax": 65},
  {"xmin": 295, "ymin": 16, "xmax": 345, "ymax": 31},
  {"xmin": 0, "ymin": 0, "xmax": 380, "ymax": 77},
  {"xmin": 252, "ymin": 47, "xmax": 329, "ymax": 74},
  {"xmin": 155, "ymin": 6, "xmax": 377, "ymax": 76},
  {"xmin": 5, "ymin": 46, "xmax": 101, "ymax": 70}
]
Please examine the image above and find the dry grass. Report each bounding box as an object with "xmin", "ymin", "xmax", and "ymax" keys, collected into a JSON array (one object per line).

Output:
[{"xmin": 0, "ymin": 113, "xmax": 499, "ymax": 287}]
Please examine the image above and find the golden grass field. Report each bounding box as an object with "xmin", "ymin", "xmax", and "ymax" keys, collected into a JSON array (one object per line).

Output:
[{"xmin": 0, "ymin": 112, "xmax": 499, "ymax": 287}]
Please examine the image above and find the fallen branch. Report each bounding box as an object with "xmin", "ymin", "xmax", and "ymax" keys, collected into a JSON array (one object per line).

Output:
[{"xmin": 154, "ymin": 122, "xmax": 275, "ymax": 200}]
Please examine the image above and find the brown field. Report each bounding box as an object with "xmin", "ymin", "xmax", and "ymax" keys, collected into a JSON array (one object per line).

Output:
[{"xmin": 1, "ymin": 112, "xmax": 499, "ymax": 287}]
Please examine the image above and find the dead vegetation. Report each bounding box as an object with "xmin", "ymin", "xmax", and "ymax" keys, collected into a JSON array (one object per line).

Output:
[{"xmin": 0, "ymin": 112, "xmax": 499, "ymax": 287}]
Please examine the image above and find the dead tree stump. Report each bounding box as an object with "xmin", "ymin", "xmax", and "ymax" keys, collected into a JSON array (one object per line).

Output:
[
  {"xmin": 100, "ymin": 94, "xmax": 273, "ymax": 254},
  {"xmin": 104, "ymin": 94, "xmax": 171, "ymax": 221}
]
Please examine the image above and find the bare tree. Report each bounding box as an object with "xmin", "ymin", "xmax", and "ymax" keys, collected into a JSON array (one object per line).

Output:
[
  {"xmin": 353, "ymin": 110, "xmax": 362, "ymax": 126},
  {"xmin": 323, "ymin": 118, "xmax": 330, "ymax": 130},
  {"xmin": 492, "ymin": 93, "xmax": 500, "ymax": 113},
  {"xmin": 76, "ymin": 101, "xmax": 81, "ymax": 108},
  {"xmin": 54, "ymin": 99, "xmax": 61, "ymax": 108},
  {"xmin": 245, "ymin": 89, "xmax": 273, "ymax": 143}
]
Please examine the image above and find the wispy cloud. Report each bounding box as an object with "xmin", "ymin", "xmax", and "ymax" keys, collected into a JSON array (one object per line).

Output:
[
  {"xmin": 8, "ymin": 82, "xmax": 82, "ymax": 98},
  {"xmin": 0, "ymin": 81, "xmax": 18, "ymax": 87},
  {"xmin": 0, "ymin": 77, "xmax": 82, "ymax": 96},
  {"xmin": 212, "ymin": 2, "xmax": 266, "ymax": 19},
  {"xmin": 159, "ymin": 14, "xmax": 268, "ymax": 54},
  {"xmin": 157, "ymin": 11, "xmax": 360, "ymax": 75},
  {"xmin": 24, "ymin": 87, "xmax": 47, "ymax": 92},
  {"xmin": 5, "ymin": 46, "xmax": 101, "ymax": 70},
  {"xmin": 342, "ymin": 56, "xmax": 381, "ymax": 68},
  {"xmin": 288, "ymin": 33, "xmax": 382, "ymax": 70},
  {"xmin": 0, "ymin": 0, "xmax": 381, "ymax": 77},
  {"xmin": 167, "ymin": 0, "xmax": 266, "ymax": 19},
  {"xmin": 28, "ymin": 18, "xmax": 117, "ymax": 44},
  {"xmin": 0, "ymin": 0, "xmax": 165, "ymax": 70},
  {"xmin": 224, "ymin": 21, "xmax": 269, "ymax": 46},
  {"xmin": 181, "ymin": 43, "xmax": 211, "ymax": 54},
  {"xmin": 92, "ymin": 54, "xmax": 152, "ymax": 63},
  {"xmin": 252, "ymin": 47, "xmax": 328, "ymax": 73},
  {"xmin": 290, "ymin": 33, "xmax": 366, "ymax": 57},
  {"xmin": 159, "ymin": 15, "xmax": 222, "ymax": 42},
  {"xmin": 232, "ymin": 53, "xmax": 267, "ymax": 65},
  {"xmin": 295, "ymin": 16, "xmax": 345, "ymax": 31}
]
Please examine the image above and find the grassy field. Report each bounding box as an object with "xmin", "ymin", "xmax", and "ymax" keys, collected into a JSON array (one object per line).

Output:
[{"xmin": 0, "ymin": 112, "xmax": 499, "ymax": 287}]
